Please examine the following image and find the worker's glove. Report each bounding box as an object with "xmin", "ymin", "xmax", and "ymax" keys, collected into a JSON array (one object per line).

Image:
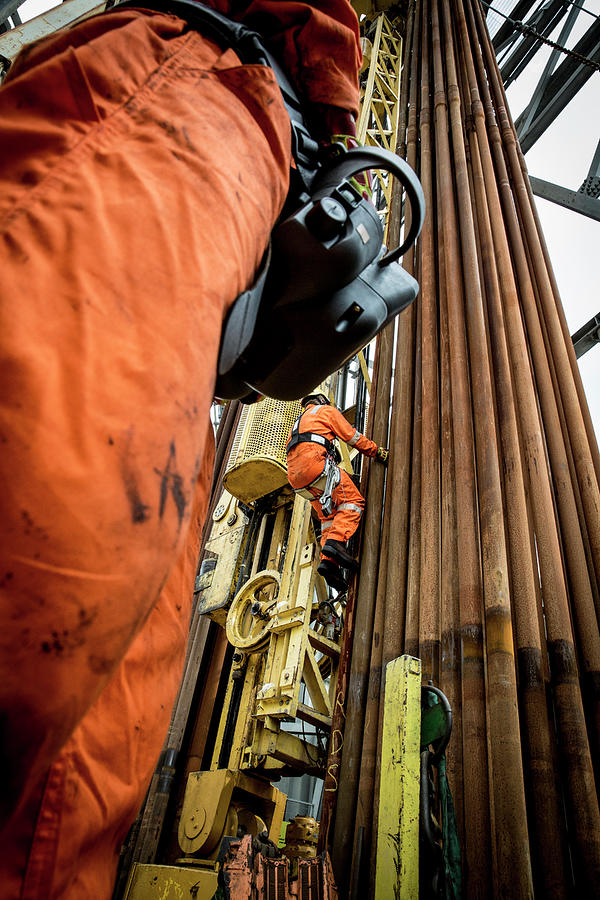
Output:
[
  {"xmin": 329, "ymin": 134, "xmax": 374, "ymax": 202},
  {"xmin": 375, "ymin": 447, "xmax": 389, "ymax": 465}
]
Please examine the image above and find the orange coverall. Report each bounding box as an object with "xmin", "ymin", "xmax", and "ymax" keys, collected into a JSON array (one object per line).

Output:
[
  {"xmin": 286, "ymin": 403, "xmax": 377, "ymax": 554},
  {"xmin": 0, "ymin": 3, "xmax": 360, "ymax": 897}
]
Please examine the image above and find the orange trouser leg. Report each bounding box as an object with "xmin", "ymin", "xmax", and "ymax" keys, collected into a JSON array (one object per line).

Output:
[
  {"xmin": 0, "ymin": 10, "xmax": 290, "ymax": 898},
  {"xmin": 311, "ymin": 468, "xmax": 365, "ymax": 552}
]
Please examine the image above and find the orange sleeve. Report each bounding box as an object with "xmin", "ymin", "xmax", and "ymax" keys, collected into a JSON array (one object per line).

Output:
[
  {"xmin": 206, "ymin": 0, "xmax": 362, "ymax": 117},
  {"xmin": 325, "ymin": 407, "xmax": 378, "ymax": 457}
]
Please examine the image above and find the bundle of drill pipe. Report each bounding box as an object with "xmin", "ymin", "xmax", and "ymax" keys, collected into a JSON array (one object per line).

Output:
[{"xmin": 321, "ymin": 0, "xmax": 600, "ymax": 896}]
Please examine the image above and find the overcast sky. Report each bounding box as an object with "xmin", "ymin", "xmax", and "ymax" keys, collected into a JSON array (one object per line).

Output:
[{"xmin": 12, "ymin": 0, "xmax": 600, "ymax": 441}]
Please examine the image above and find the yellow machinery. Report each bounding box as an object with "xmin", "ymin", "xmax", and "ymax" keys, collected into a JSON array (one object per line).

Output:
[
  {"xmin": 223, "ymin": 399, "xmax": 302, "ymax": 504},
  {"xmin": 124, "ymin": 396, "xmax": 347, "ymax": 897},
  {"xmin": 121, "ymin": 393, "xmax": 456, "ymax": 898}
]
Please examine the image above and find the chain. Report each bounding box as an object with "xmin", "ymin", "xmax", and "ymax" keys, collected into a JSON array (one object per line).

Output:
[{"xmin": 484, "ymin": 2, "xmax": 600, "ymax": 73}]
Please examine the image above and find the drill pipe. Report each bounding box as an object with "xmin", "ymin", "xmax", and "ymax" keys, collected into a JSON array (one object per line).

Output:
[
  {"xmin": 402, "ymin": 3, "xmax": 423, "ymax": 671},
  {"xmin": 522, "ymin": 157, "xmax": 600, "ymax": 490},
  {"xmin": 331, "ymin": 328, "xmax": 391, "ymax": 897},
  {"xmin": 480, "ymin": 13, "xmax": 600, "ymax": 595},
  {"xmin": 417, "ymin": 0, "xmax": 441, "ymax": 691},
  {"xmin": 405, "ymin": 300, "xmax": 423, "ymax": 666},
  {"xmin": 455, "ymin": 0, "xmax": 571, "ymax": 889},
  {"xmin": 437, "ymin": 166, "xmax": 464, "ymax": 848},
  {"xmin": 350, "ymin": 323, "xmax": 394, "ymax": 898},
  {"xmin": 467, "ymin": 0, "xmax": 600, "ymax": 744},
  {"xmin": 472, "ymin": 2, "xmax": 600, "ymax": 887},
  {"xmin": 439, "ymin": 0, "xmax": 533, "ymax": 890},
  {"xmin": 431, "ymin": 0, "xmax": 492, "ymax": 890},
  {"xmin": 320, "ymin": 2, "xmax": 600, "ymax": 894},
  {"xmin": 381, "ymin": 0, "xmax": 421, "ymax": 674}
]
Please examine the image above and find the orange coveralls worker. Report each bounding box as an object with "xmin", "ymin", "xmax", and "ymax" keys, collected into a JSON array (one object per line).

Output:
[
  {"xmin": 286, "ymin": 397, "xmax": 377, "ymax": 578},
  {"xmin": 0, "ymin": 3, "xmax": 361, "ymax": 897}
]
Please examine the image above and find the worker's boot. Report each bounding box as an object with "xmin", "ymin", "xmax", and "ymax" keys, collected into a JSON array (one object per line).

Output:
[
  {"xmin": 322, "ymin": 539, "xmax": 359, "ymax": 571},
  {"xmin": 317, "ymin": 558, "xmax": 348, "ymax": 593}
]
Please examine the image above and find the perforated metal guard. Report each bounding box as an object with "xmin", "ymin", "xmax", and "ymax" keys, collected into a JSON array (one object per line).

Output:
[{"xmin": 224, "ymin": 398, "xmax": 303, "ymax": 503}]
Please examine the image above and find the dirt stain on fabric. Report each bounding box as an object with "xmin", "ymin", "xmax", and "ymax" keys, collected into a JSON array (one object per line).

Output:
[
  {"xmin": 120, "ymin": 429, "xmax": 151, "ymax": 524},
  {"xmin": 124, "ymin": 475, "xmax": 152, "ymax": 523},
  {"xmin": 155, "ymin": 441, "xmax": 188, "ymax": 530},
  {"xmin": 40, "ymin": 605, "xmax": 97, "ymax": 657},
  {"xmin": 21, "ymin": 510, "xmax": 49, "ymax": 541}
]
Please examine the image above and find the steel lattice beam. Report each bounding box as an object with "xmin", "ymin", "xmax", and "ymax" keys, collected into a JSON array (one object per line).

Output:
[
  {"xmin": 529, "ymin": 175, "xmax": 600, "ymax": 221},
  {"xmin": 499, "ymin": 0, "xmax": 572, "ymax": 87},
  {"xmin": 514, "ymin": 16, "xmax": 600, "ymax": 152}
]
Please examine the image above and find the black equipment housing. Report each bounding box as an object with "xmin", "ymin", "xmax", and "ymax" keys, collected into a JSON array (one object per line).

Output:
[{"xmin": 216, "ymin": 145, "xmax": 425, "ymax": 400}]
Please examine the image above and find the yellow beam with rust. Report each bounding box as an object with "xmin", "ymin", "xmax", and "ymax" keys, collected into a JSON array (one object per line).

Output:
[
  {"xmin": 357, "ymin": 350, "xmax": 372, "ymax": 391},
  {"xmin": 375, "ymin": 655, "xmax": 421, "ymax": 900}
]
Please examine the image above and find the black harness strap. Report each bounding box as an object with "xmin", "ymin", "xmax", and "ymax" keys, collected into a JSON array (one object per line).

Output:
[{"xmin": 286, "ymin": 413, "xmax": 336, "ymax": 457}]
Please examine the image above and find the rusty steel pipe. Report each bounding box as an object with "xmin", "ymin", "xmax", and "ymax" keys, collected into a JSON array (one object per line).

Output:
[
  {"xmin": 437, "ymin": 173, "xmax": 464, "ymax": 847},
  {"xmin": 320, "ymin": 4, "xmax": 600, "ymax": 894},
  {"xmin": 439, "ymin": 0, "xmax": 533, "ymax": 890},
  {"xmin": 521, "ymin": 159, "xmax": 600, "ymax": 491},
  {"xmin": 472, "ymin": 0, "xmax": 600, "ymax": 887},
  {"xmin": 381, "ymin": 0, "xmax": 421, "ymax": 674},
  {"xmin": 454, "ymin": 2, "xmax": 571, "ymax": 890},
  {"xmin": 417, "ymin": 0, "xmax": 441, "ymax": 689},
  {"xmin": 351, "ymin": 323, "xmax": 395, "ymax": 897},
  {"xmin": 470, "ymin": 0, "xmax": 600, "ymax": 699},
  {"xmin": 331, "ymin": 331, "xmax": 392, "ymax": 896},
  {"xmin": 430, "ymin": 0, "xmax": 492, "ymax": 891},
  {"xmin": 482, "ymin": 34, "xmax": 600, "ymax": 598},
  {"xmin": 467, "ymin": 0, "xmax": 600, "ymax": 748},
  {"xmin": 404, "ymin": 303, "xmax": 423, "ymax": 663},
  {"xmin": 403, "ymin": 14, "xmax": 424, "ymax": 664}
]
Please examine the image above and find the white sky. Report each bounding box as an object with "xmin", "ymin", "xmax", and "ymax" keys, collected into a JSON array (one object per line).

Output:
[{"xmin": 11, "ymin": 0, "xmax": 600, "ymax": 441}]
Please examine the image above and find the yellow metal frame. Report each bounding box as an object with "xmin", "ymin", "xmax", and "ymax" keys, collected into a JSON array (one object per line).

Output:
[
  {"xmin": 357, "ymin": 13, "xmax": 403, "ymax": 230},
  {"xmin": 123, "ymin": 863, "xmax": 218, "ymax": 900},
  {"xmin": 178, "ymin": 768, "xmax": 286, "ymax": 857},
  {"xmin": 206, "ymin": 493, "xmax": 341, "ymax": 777},
  {"xmin": 195, "ymin": 490, "xmax": 249, "ymax": 626},
  {"xmin": 375, "ymin": 655, "xmax": 422, "ymax": 900}
]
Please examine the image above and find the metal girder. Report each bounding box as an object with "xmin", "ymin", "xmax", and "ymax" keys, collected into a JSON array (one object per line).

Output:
[
  {"xmin": 0, "ymin": 0, "xmax": 22, "ymax": 25},
  {"xmin": 571, "ymin": 313, "xmax": 600, "ymax": 359},
  {"xmin": 514, "ymin": 16, "xmax": 600, "ymax": 153},
  {"xmin": 491, "ymin": 0, "xmax": 537, "ymax": 53},
  {"xmin": 529, "ymin": 175, "xmax": 600, "ymax": 222},
  {"xmin": 582, "ymin": 136, "xmax": 600, "ymax": 185},
  {"xmin": 499, "ymin": 0, "xmax": 572, "ymax": 88},
  {"xmin": 516, "ymin": 1, "xmax": 582, "ymax": 141},
  {"xmin": 0, "ymin": 0, "xmax": 105, "ymax": 62}
]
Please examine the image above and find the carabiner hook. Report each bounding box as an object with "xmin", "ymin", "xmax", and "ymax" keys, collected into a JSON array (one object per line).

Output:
[{"xmin": 310, "ymin": 145, "xmax": 426, "ymax": 262}]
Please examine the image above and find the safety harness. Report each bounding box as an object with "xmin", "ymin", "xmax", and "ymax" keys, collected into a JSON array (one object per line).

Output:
[
  {"xmin": 286, "ymin": 412, "xmax": 341, "ymax": 515},
  {"xmin": 286, "ymin": 415, "xmax": 337, "ymax": 459}
]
